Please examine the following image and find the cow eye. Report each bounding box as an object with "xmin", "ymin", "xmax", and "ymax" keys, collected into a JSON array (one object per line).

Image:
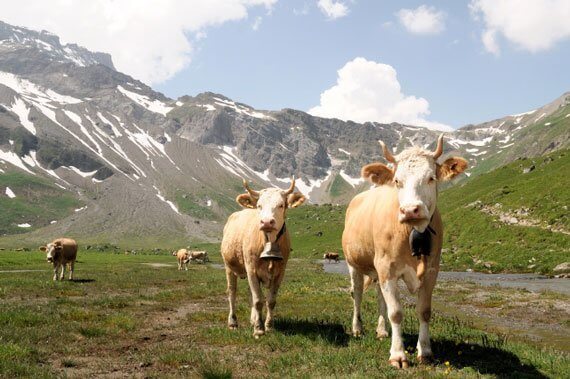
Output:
[
  {"xmin": 394, "ymin": 179, "xmax": 402, "ymax": 187},
  {"xmin": 278, "ymin": 204, "xmax": 284, "ymax": 209},
  {"xmin": 257, "ymin": 204, "xmax": 261, "ymax": 209}
]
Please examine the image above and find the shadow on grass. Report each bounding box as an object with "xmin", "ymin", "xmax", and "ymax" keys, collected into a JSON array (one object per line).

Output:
[
  {"xmin": 71, "ymin": 278, "xmax": 95, "ymax": 283},
  {"xmin": 402, "ymin": 333, "xmax": 548, "ymax": 378},
  {"xmin": 274, "ymin": 317, "xmax": 349, "ymax": 347}
]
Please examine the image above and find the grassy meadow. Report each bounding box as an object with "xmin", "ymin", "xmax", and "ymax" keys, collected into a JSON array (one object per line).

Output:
[
  {"xmin": 0, "ymin": 249, "xmax": 568, "ymax": 378},
  {"xmin": 0, "ymin": 149, "xmax": 569, "ymax": 377}
]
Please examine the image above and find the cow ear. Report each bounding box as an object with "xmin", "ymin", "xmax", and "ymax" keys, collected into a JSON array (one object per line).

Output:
[
  {"xmin": 39, "ymin": 246, "xmax": 47, "ymax": 252},
  {"xmin": 361, "ymin": 163, "xmax": 394, "ymax": 185},
  {"xmin": 236, "ymin": 193, "xmax": 257, "ymax": 209},
  {"xmin": 437, "ymin": 157, "xmax": 468, "ymax": 181},
  {"xmin": 287, "ymin": 192, "xmax": 306, "ymax": 208}
]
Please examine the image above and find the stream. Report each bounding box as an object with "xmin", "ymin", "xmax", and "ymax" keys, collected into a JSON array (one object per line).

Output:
[{"xmin": 320, "ymin": 260, "xmax": 570, "ymax": 295}]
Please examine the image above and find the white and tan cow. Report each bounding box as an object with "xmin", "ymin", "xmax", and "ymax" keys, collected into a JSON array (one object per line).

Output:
[
  {"xmin": 342, "ymin": 135, "xmax": 467, "ymax": 368},
  {"xmin": 173, "ymin": 249, "xmax": 191, "ymax": 270},
  {"xmin": 188, "ymin": 250, "xmax": 209, "ymax": 263},
  {"xmin": 221, "ymin": 178, "xmax": 305, "ymax": 337},
  {"xmin": 39, "ymin": 238, "xmax": 78, "ymax": 281}
]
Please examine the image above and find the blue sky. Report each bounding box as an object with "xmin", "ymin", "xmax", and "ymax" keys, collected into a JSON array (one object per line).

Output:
[
  {"xmin": 3, "ymin": 0, "xmax": 570, "ymax": 129},
  {"xmin": 154, "ymin": 0, "xmax": 570, "ymax": 128}
]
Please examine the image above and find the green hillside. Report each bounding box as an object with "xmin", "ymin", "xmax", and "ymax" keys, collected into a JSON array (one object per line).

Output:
[
  {"xmin": 0, "ymin": 171, "xmax": 82, "ymax": 234},
  {"xmin": 286, "ymin": 149, "xmax": 569, "ymax": 274},
  {"xmin": 439, "ymin": 149, "xmax": 569, "ymax": 274}
]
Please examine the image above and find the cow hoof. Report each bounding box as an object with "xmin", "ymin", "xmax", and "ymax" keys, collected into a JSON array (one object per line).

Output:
[
  {"xmin": 389, "ymin": 358, "xmax": 409, "ymax": 369},
  {"xmin": 376, "ymin": 330, "xmax": 389, "ymax": 339},
  {"xmin": 417, "ymin": 354, "xmax": 434, "ymax": 364},
  {"xmin": 352, "ymin": 330, "xmax": 362, "ymax": 337},
  {"xmin": 228, "ymin": 324, "xmax": 238, "ymax": 330},
  {"xmin": 253, "ymin": 329, "xmax": 265, "ymax": 338}
]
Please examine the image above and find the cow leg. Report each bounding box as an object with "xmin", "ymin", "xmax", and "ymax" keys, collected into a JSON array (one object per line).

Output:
[
  {"xmin": 265, "ymin": 274, "xmax": 282, "ymax": 331},
  {"xmin": 69, "ymin": 261, "xmax": 75, "ymax": 280},
  {"xmin": 247, "ymin": 272, "xmax": 265, "ymax": 337},
  {"xmin": 375, "ymin": 281, "xmax": 389, "ymax": 338},
  {"xmin": 416, "ymin": 279, "xmax": 435, "ymax": 363},
  {"xmin": 226, "ymin": 268, "xmax": 238, "ymax": 329},
  {"xmin": 349, "ymin": 265, "xmax": 364, "ymax": 337},
  {"xmin": 60, "ymin": 263, "xmax": 66, "ymax": 280},
  {"xmin": 184, "ymin": 261, "xmax": 188, "ymax": 271},
  {"xmin": 52, "ymin": 263, "xmax": 59, "ymax": 281},
  {"xmin": 380, "ymin": 279, "xmax": 408, "ymax": 368},
  {"xmin": 177, "ymin": 261, "xmax": 181, "ymax": 270}
]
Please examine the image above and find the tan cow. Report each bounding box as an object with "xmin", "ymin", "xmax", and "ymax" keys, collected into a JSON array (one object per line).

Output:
[
  {"xmin": 39, "ymin": 238, "xmax": 78, "ymax": 281},
  {"xmin": 342, "ymin": 135, "xmax": 467, "ymax": 368},
  {"xmin": 174, "ymin": 249, "xmax": 191, "ymax": 270},
  {"xmin": 221, "ymin": 178, "xmax": 305, "ymax": 337},
  {"xmin": 188, "ymin": 250, "xmax": 209, "ymax": 263}
]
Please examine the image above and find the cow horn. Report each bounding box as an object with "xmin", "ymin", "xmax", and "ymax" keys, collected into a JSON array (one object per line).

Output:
[
  {"xmin": 378, "ymin": 140, "xmax": 396, "ymax": 163},
  {"xmin": 432, "ymin": 134, "xmax": 444, "ymax": 160},
  {"xmin": 242, "ymin": 179, "xmax": 259, "ymax": 198},
  {"xmin": 284, "ymin": 176, "xmax": 296, "ymax": 195}
]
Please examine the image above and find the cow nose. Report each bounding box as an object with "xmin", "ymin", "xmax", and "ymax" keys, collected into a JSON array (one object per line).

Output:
[
  {"xmin": 260, "ymin": 219, "xmax": 275, "ymax": 230},
  {"xmin": 400, "ymin": 206, "xmax": 421, "ymax": 218}
]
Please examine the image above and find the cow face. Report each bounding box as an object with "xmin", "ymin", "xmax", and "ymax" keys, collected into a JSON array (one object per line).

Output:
[
  {"xmin": 362, "ymin": 135, "xmax": 467, "ymax": 232},
  {"xmin": 236, "ymin": 178, "xmax": 305, "ymax": 233},
  {"xmin": 40, "ymin": 242, "xmax": 62, "ymax": 263}
]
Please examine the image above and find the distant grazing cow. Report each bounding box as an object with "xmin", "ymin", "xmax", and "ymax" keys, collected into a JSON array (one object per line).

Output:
[
  {"xmin": 342, "ymin": 135, "xmax": 467, "ymax": 368},
  {"xmin": 323, "ymin": 252, "xmax": 340, "ymax": 263},
  {"xmin": 39, "ymin": 238, "xmax": 78, "ymax": 281},
  {"xmin": 188, "ymin": 250, "xmax": 209, "ymax": 263},
  {"xmin": 174, "ymin": 249, "xmax": 191, "ymax": 271},
  {"xmin": 221, "ymin": 178, "xmax": 305, "ymax": 337}
]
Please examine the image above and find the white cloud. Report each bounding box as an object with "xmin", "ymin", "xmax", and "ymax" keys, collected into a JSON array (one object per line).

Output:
[
  {"xmin": 0, "ymin": 0, "xmax": 276, "ymax": 85},
  {"xmin": 397, "ymin": 5, "xmax": 445, "ymax": 35},
  {"xmin": 470, "ymin": 0, "xmax": 570, "ymax": 54},
  {"xmin": 317, "ymin": 0, "xmax": 349, "ymax": 20},
  {"xmin": 308, "ymin": 57, "xmax": 453, "ymax": 131}
]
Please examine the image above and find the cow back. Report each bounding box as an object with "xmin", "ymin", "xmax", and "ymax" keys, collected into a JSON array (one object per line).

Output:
[{"xmin": 53, "ymin": 238, "xmax": 78, "ymax": 263}]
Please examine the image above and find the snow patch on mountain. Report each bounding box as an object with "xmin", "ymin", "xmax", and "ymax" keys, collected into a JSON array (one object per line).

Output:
[
  {"xmin": 0, "ymin": 71, "xmax": 82, "ymax": 106},
  {"xmin": 6, "ymin": 97, "xmax": 35, "ymax": 135},
  {"xmin": 117, "ymin": 85, "xmax": 172, "ymax": 115},
  {"xmin": 213, "ymin": 97, "xmax": 273, "ymax": 120},
  {"xmin": 340, "ymin": 170, "xmax": 364, "ymax": 188},
  {"xmin": 153, "ymin": 186, "xmax": 180, "ymax": 214},
  {"xmin": 0, "ymin": 148, "xmax": 35, "ymax": 174},
  {"xmin": 5, "ymin": 187, "xmax": 16, "ymax": 198}
]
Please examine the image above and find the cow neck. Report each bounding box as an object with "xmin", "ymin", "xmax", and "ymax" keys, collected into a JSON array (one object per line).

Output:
[{"xmin": 264, "ymin": 223, "xmax": 286, "ymax": 244}]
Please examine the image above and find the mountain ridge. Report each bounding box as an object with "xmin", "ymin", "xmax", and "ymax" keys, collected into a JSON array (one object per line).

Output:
[{"xmin": 0, "ymin": 20, "xmax": 568, "ymax": 244}]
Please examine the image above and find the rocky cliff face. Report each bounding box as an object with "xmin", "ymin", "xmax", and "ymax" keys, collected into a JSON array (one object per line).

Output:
[{"xmin": 0, "ymin": 20, "xmax": 568, "ymax": 244}]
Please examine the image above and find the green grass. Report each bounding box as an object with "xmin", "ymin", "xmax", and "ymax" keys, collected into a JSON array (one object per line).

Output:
[
  {"xmin": 0, "ymin": 171, "xmax": 82, "ymax": 234},
  {"xmin": 439, "ymin": 149, "xmax": 570, "ymax": 274},
  {"xmin": 0, "ymin": 250, "xmax": 567, "ymax": 377}
]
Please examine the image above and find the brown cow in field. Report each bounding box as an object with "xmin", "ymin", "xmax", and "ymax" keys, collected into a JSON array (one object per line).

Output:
[
  {"xmin": 342, "ymin": 135, "xmax": 467, "ymax": 368},
  {"xmin": 173, "ymin": 249, "xmax": 191, "ymax": 270},
  {"xmin": 221, "ymin": 178, "xmax": 305, "ymax": 337},
  {"xmin": 323, "ymin": 252, "xmax": 340, "ymax": 263},
  {"xmin": 39, "ymin": 238, "xmax": 78, "ymax": 281}
]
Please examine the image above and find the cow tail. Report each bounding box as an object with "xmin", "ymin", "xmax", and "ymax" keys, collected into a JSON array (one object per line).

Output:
[{"xmin": 363, "ymin": 275, "xmax": 376, "ymax": 292}]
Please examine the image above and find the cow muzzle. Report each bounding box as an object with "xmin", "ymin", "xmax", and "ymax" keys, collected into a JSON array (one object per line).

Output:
[
  {"xmin": 47, "ymin": 257, "xmax": 53, "ymax": 263},
  {"xmin": 399, "ymin": 204, "xmax": 428, "ymax": 222},
  {"xmin": 259, "ymin": 219, "xmax": 276, "ymax": 232}
]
